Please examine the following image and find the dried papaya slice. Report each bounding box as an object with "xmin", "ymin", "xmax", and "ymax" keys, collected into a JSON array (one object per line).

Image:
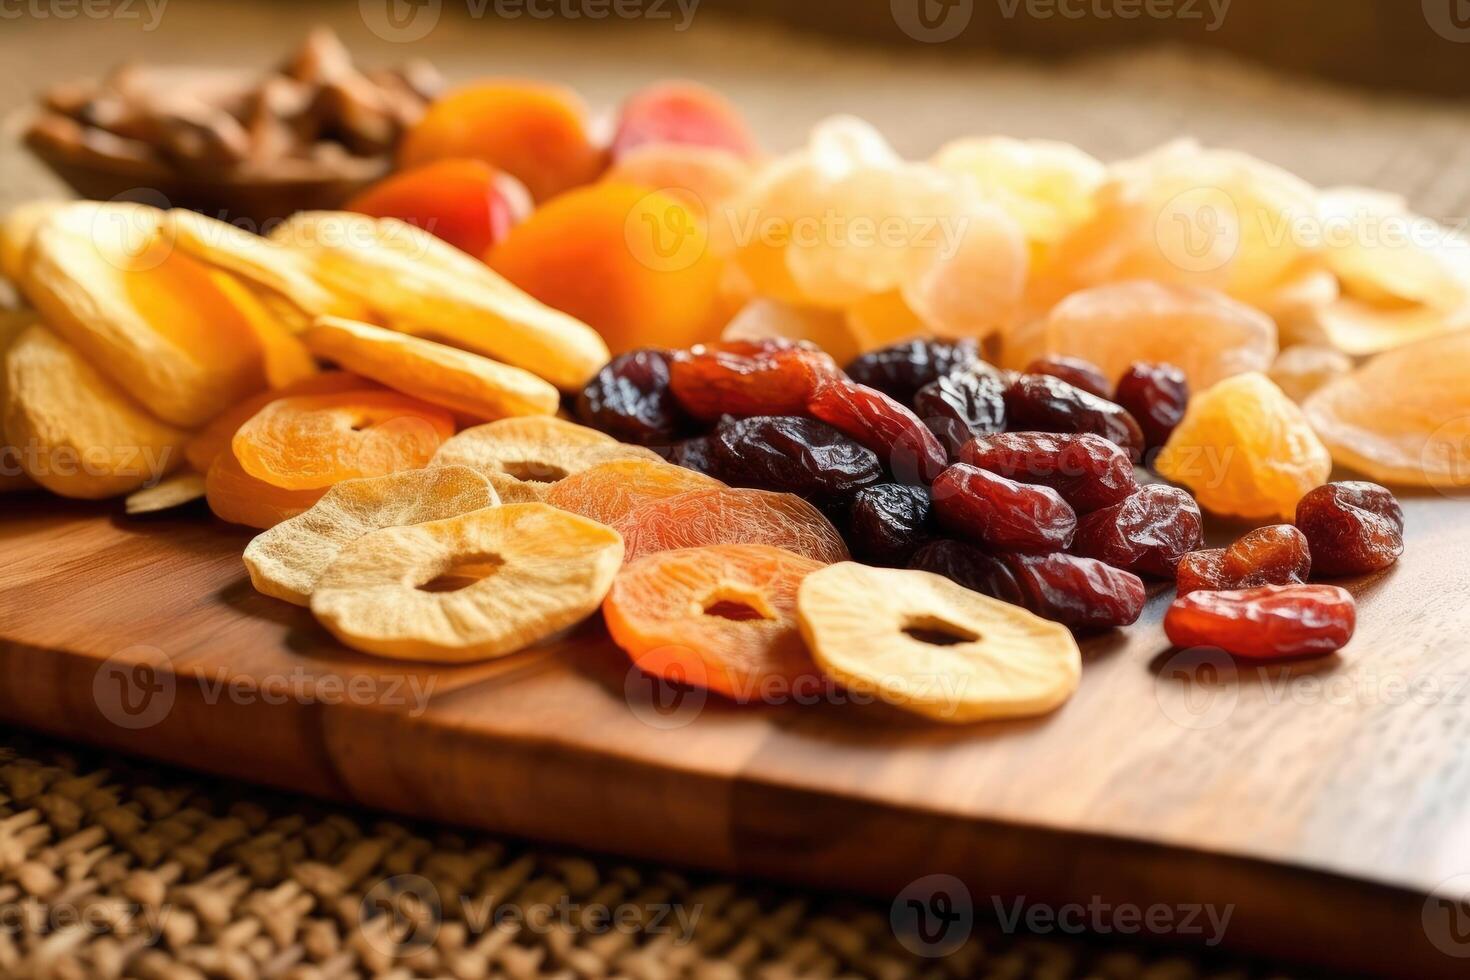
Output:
[
  {"xmin": 302, "ymin": 316, "xmax": 560, "ymax": 421},
  {"xmin": 614, "ymin": 487, "xmax": 849, "ymax": 565},
  {"xmin": 543, "ymin": 458, "xmax": 723, "ymax": 526},
  {"xmin": 233, "ymin": 391, "xmax": 455, "ymax": 491},
  {"xmin": 125, "ymin": 472, "xmax": 207, "ymax": 515},
  {"xmin": 797, "ymin": 562, "xmax": 1082, "ymax": 723},
  {"xmin": 244, "ymin": 465, "xmax": 499, "ymax": 606},
  {"xmin": 185, "ymin": 372, "xmax": 377, "ymax": 475},
  {"xmin": 604, "ymin": 544, "xmax": 824, "ymax": 699},
  {"xmin": 206, "ymin": 450, "xmax": 328, "ymax": 529},
  {"xmin": 311, "ymin": 503, "xmax": 624, "ymax": 661},
  {"xmin": 3, "ymin": 323, "xmax": 186, "ymax": 499}
]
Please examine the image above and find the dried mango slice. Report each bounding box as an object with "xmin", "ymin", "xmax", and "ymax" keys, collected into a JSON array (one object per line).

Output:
[
  {"xmin": 543, "ymin": 458, "xmax": 723, "ymax": 526},
  {"xmin": 303, "ymin": 316, "xmax": 560, "ymax": 421},
  {"xmin": 233, "ymin": 391, "xmax": 454, "ymax": 491},
  {"xmin": 185, "ymin": 372, "xmax": 377, "ymax": 475},
  {"xmin": 797, "ymin": 562, "xmax": 1081, "ymax": 723},
  {"xmin": 125, "ymin": 472, "xmax": 207, "ymax": 515},
  {"xmin": 604, "ymin": 544, "xmax": 824, "ymax": 699},
  {"xmin": 615, "ymin": 487, "xmax": 850, "ymax": 565},
  {"xmin": 206, "ymin": 450, "xmax": 327, "ymax": 529},
  {"xmin": 22, "ymin": 202, "xmax": 265, "ymax": 427},
  {"xmin": 3, "ymin": 324, "xmax": 186, "ymax": 499},
  {"xmin": 208, "ymin": 270, "xmax": 318, "ymax": 389},
  {"xmin": 1304, "ymin": 330, "xmax": 1470, "ymax": 488},
  {"xmin": 244, "ymin": 465, "xmax": 499, "ymax": 606},
  {"xmin": 431, "ymin": 415, "xmax": 660, "ymax": 502},
  {"xmin": 1158, "ymin": 372, "xmax": 1331, "ymax": 520},
  {"xmin": 0, "ymin": 200, "xmax": 65, "ymax": 286},
  {"xmin": 311, "ymin": 503, "xmax": 624, "ymax": 661}
]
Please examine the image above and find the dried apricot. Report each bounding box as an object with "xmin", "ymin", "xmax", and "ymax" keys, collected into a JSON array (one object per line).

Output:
[
  {"xmin": 1165, "ymin": 584, "xmax": 1356, "ymax": 659},
  {"xmin": 346, "ymin": 158, "xmax": 531, "ymax": 257},
  {"xmin": 185, "ymin": 372, "xmax": 377, "ymax": 475},
  {"xmin": 206, "ymin": 450, "xmax": 327, "ymax": 529},
  {"xmin": 797, "ymin": 562, "xmax": 1082, "ymax": 723},
  {"xmin": 124, "ymin": 472, "xmax": 207, "ymax": 516},
  {"xmin": 615, "ymin": 487, "xmax": 849, "ymax": 565},
  {"xmin": 542, "ymin": 458, "xmax": 722, "ymax": 526},
  {"xmin": 604, "ymin": 544, "xmax": 822, "ymax": 700},
  {"xmin": 244, "ymin": 465, "xmax": 499, "ymax": 606},
  {"xmin": 233, "ymin": 391, "xmax": 455, "ymax": 491},
  {"xmin": 311, "ymin": 503, "xmax": 623, "ymax": 661},
  {"xmin": 612, "ymin": 81, "xmax": 759, "ymax": 160},
  {"xmin": 431, "ymin": 416, "xmax": 662, "ymax": 502}
]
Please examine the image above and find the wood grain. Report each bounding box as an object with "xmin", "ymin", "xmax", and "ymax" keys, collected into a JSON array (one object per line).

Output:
[{"xmin": 2, "ymin": 491, "xmax": 1469, "ymax": 975}]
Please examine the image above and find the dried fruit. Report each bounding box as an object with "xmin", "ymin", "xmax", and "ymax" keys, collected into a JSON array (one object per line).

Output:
[
  {"xmin": 709, "ymin": 415, "xmax": 882, "ymax": 498},
  {"xmin": 931, "ymin": 463, "xmax": 1077, "ymax": 553},
  {"xmin": 311, "ymin": 503, "xmax": 624, "ymax": 661},
  {"xmin": 913, "ymin": 370, "xmax": 1007, "ymax": 460},
  {"xmin": 843, "ymin": 483, "xmax": 933, "ymax": 566},
  {"xmin": 959, "ymin": 432, "xmax": 1137, "ymax": 514},
  {"xmin": 1070, "ymin": 485, "xmax": 1203, "ymax": 577},
  {"xmin": 611, "ymin": 81, "xmax": 760, "ymax": 161},
  {"xmin": 233, "ymin": 391, "xmax": 455, "ymax": 491},
  {"xmin": 1003, "ymin": 373, "xmax": 1145, "ymax": 462},
  {"xmin": 1175, "ymin": 549, "xmax": 1228, "ymax": 595},
  {"xmin": 604, "ymin": 144, "xmax": 755, "ymax": 215},
  {"xmin": 206, "ymin": 270, "xmax": 318, "ymax": 389},
  {"xmin": 1024, "ymin": 356, "xmax": 1109, "ymax": 399},
  {"xmin": 665, "ymin": 436, "xmax": 718, "ymax": 476},
  {"xmin": 907, "ymin": 539, "xmax": 1026, "ymax": 606},
  {"xmin": 615, "ymin": 487, "xmax": 849, "ymax": 565},
  {"xmin": 668, "ymin": 340, "xmax": 838, "ymax": 421},
  {"xmin": 243, "ymin": 465, "xmax": 499, "ymax": 606},
  {"xmin": 843, "ymin": 338, "xmax": 983, "ymax": 406},
  {"xmin": 303, "ymin": 316, "xmax": 560, "ymax": 421},
  {"xmin": 575, "ymin": 348, "xmax": 692, "ymax": 446},
  {"xmin": 797, "ymin": 562, "xmax": 1082, "ymax": 723},
  {"xmin": 0, "ymin": 200, "xmax": 63, "ymax": 285},
  {"xmin": 721, "ymin": 299, "xmax": 859, "ymax": 369},
  {"xmin": 125, "ymin": 473, "xmax": 206, "ymax": 515},
  {"xmin": 3, "ymin": 324, "xmax": 186, "ymax": 499},
  {"xmin": 206, "ymin": 450, "xmax": 327, "ymax": 529},
  {"xmin": 1158, "ymin": 372, "xmax": 1331, "ymax": 520},
  {"xmin": 1003, "ymin": 552, "xmax": 1147, "ymax": 630},
  {"xmin": 1222, "ymin": 524, "xmax": 1312, "ymax": 586},
  {"xmin": 1165, "ymin": 584, "xmax": 1356, "ymax": 659},
  {"xmin": 605, "ymin": 544, "xmax": 821, "ymax": 700},
  {"xmin": 1294, "ymin": 481, "xmax": 1405, "ymax": 577},
  {"xmin": 1113, "ymin": 362, "xmax": 1189, "ymax": 451},
  {"xmin": 807, "ymin": 379, "xmax": 948, "ymax": 484},
  {"xmin": 543, "ymin": 458, "xmax": 723, "ymax": 526},
  {"xmin": 1268, "ymin": 345, "xmax": 1353, "ymax": 404},
  {"xmin": 184, "ymin": 372, "xmax": 377, "ymax": 475},
  {"xmin": 346, "ymin": 158, "xmax": 532, "ymax": 256}
]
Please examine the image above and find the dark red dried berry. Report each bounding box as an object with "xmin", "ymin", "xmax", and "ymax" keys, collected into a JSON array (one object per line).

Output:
[
  {"xmin": 664, "ymin": 436, "xmax": 717, "ymax": 475},
  {"xmin": 1071, "ymin": 485, "xmax": 1203, "ymax": 577},
  {"xmin": 1165, "ymin": 584, "xmax": 1356, "ymax": 659},
  {"xmin": 668, "ymin": 340, "xmax": 838, "ymax": 421},
  {"xmin": 843, "ymin": 338, "xmax": 984, "ymax": 405},
  {"xmin": 1176, "ymin": 549, "xmax": 1228, "ymax": 595},
  {"xmin": 914, "ymin": 370, "xmax": 1007, "ymax": 460},
  {"xmin": 807, "ymin": 379, "xmax": 948, "ymax": 485},
  {"xmin": 931, "ymin": 463, "xmax": 1077, "ymax": 553},
  {"xmin": 908, "ymin": 539, "xmax": 1026, "ymax": 606},
  {"xmin": 1294, "ymin": 481, "xmax": 1405, "ymax": 577},
  {"xmin": 709, "ymin": 415, "xmax": 882, "ymax": 498},
  {"xmin": 1223, "ymin": 524, "xmax": 1312, "ymax": 586},
  {"xmin": 843, "ymin": 483, "xmax": 933, "ymax": 566},
  {"xmin": 1003, "ymin": 552, "xmax": 1147, "ymax": 630},
  {"xmin": 1003, "ymin": 373, "xmax": 1145, "ymax": 462},
  {"xmin": 1025, "ymin": 356, "xmax": 1110, "ymax": 399},
  {"xmin": 575, "ymin": 348, "xmax": 691, "ymax": 445},
  {"xmin": 1113, "ymin": 362, "xmax": 1189, "ymax": 451},
  {"xmin": 960, "ymin": 432, "xmax": 1138, "ymax": 514}
]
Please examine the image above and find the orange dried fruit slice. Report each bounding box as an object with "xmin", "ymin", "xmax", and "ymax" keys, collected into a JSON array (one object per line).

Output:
[
  {"xmin": 3, "ymin": 323, "xmax": 186, "ymax": 499},
  {"xmin": 205, "ymin": 450, "xmax": 326, "ymax": 529},
  {"xmin": 207, "ymin": 269, "xmax": 318, "ymax": 389},
  {"xmin": 1304, "ymin": 330, "xmax": 1470, "ymax": 488},
  {"xmin": 614, "ymin": 487, "xmax": 850, "ymax": 565},
  {"xmin": 125, "ymin": 472, "xmax": 207, "ymax": 516},
  {"xmin": 1157, "ymin": 372, "xmax": 1331, "ymax": 520},
  {"xmin": 604, "ymin": 544, "xmax": 825, "ymax": 699},
  {"xmin": 431, "ymin": 416, "xmax": 660, "ymax": 502},
  {"xmin": 302, "ymin": 316, "xmax": 560, "ymax": 421},
  {"xmin": 233, "ymin": 390, "xmax": 455, "ymax": 491},
  {"xmin": 244, "ymin": 465, "xmax": 499, "ymax": 606},
  {"xmin": 797, "ymin": 562, "xmax": 1082, "ymax": 724},
  {"xmin": 311, "ymin": 502, "xmax": 624, "ymax": 661},
  {"xmin": 542, "ymin": 458, "xmax": 723, "ymax": 526}
]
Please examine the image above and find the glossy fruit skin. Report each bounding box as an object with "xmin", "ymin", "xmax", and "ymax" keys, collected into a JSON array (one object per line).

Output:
[
  {"xmin": 576, "ymin": 348, "xmax": 691, "ymax": 446},
  {"xmin": 1003, "ymin": 373, "xmax": 1145, "ymax": 462},
  {"xmin": 345, "ymin": 158, "xmax": 528, "ymax": 257},
  {"xmin": 843, "ymin": 338, "xmax": 984, "ymax": 406},
  {"xmin": 807, "ymin": 379, "xmax": 949, "ymax": 485},
  {"xmin": 1223, "ymin": 524, "xmax": 1312, "ymax": 586},
  {"xmin": 931, "ymin": 463, "xmax": 1077, "ymax": 553},
  {"xmin": 914, "ymin": 370, "xmax": 1007, "ymax": 460},
  {"xmin": 843, "ymin": 483, "xmax": 933, "ymax": 566},
  {"xmin": 668, "ymin": 340, "xmax": 838, "ymax": 422},
  {"xmin": 1071, "ymin": 485, "xmax": 1203, "ymax": 577},
  {"xmin": 664, "ymin": 436, "xmax": 717, "ymax": 475},
  {"xmin": 710, "ymin": 415, "xmax": 883, "ymax": 498},
  {"xmin": 1176, "ymin": 549, "xmax": 1228, "ymax": 595},
  {"xmin": 960, "ymin": 432, "xmax": 1137, "ymax": 514},
  {"xmin": 907, "ymin": 539, "xmax": 1026, "ymax": 607},
  {"xmin": 611, "ymin": 81, "xmax": 760, "ymax": 161},
  {"xmin": 1003, "ymin": 552, "xmax": 1147, "ymax": 630},
  {"xmin": 1114, "ymin": 362, "xmax": 1189, "ymax": 452},
  {"xmin": 1165, "ymin": 584, "xmax": 1356, "ymax": 659},
  {"xmin": 1294, "ymin": 481, "xmax": 1405, "ymax": 577},
  {"xmin": 1025, "ymin": 356, "xmax": 1110, "ymax": 399}
]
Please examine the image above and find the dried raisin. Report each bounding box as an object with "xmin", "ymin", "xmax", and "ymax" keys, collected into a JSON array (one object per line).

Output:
[
  {"xmin": 576, "ymin": 348, "xmax": 691, "ymax": 446},
  {"xmin": 908, "ymin": 539, "xmax": 1026, "ymax": 606},
  {"xmin": 1165, "ymin": 584, "xmax": 1356, "ymax": 659},
  {"xmin": 1176, "ymin": 549, "xmax": 1227, "ymax": 595},
  {"xmin": 1003, "ymin": 552, "xmax": 1147, "ymax": 631},
  {"xmin": 843, "ymin": 483, "xmax": 933, "ymax": 566},
  {"xmin": 1070, "ymin": 485, "xmax": 1203, "ymax": 577},
  {"xmin": 1004, "ymin": 373, "xmax": 1145, "ymax": 462},
  {"xmin": 1025, "ymin": 356, "xmax": 1110, "ymax": 399},
  {"xmin": 960, "ymin": 432, "xmax": 1138, "ymax": 514},
  {"xmin": 807, "ymin": 379, "xmax": 948, "ymax": 484},
  {"xmin": 1113, "ymin": 361, "xmax": 1189, "ymax": 453},
  {"xmin": 843, "ymin": 338, "xmax": 983, "ymax": 405},
  {"xmin": 1294, "ymin": 481, "xmax": 1405, "ymax": 577},
  {"xmin": 710, "ymin": 415, "xmax": 882, "ymax": 498},
  {"xmin": 1222, "ymin": 524, "xmax": 1311, "ymax": 586},
  {"xmin": 931, "ymin": 463, "xmax": 1077, "ymax": 553},
  {"xmin": 914, "ymin": 370, "xmax": 1007, "ymax": 460},
  {"xmin": 668, "ymin": 339, "xmax": 837, "ymax": 421}
]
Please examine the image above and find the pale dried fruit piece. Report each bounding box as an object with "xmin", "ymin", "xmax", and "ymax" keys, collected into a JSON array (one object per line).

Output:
[
  {"xmin": 844, "ymin": 290, "xmax": 929, "ymax": 353},
  {"xmin": 602, "ymin": 143, "xmax": 755, "ymax": 212},
  {"xmin": 1285, "ymin": 298, "xmax": 1469, "ymax": 357},
  {"xmin": 0, "ymin": 309, "xmax": 36, "ymax": 491},
  {"xmin": 1157, "ymin": 372, "xmax": 1331, "ymax": 520},
  {"xmin": 185, "ymin": 372, "xmax": 378, "ymax": 475},
  {"xmin": 899, "ymin": 197, "xmax": 1029, "ymax": 340},
  {"xmin": 208, "ymin": 271, "xmax": 319, "ymax": 389},
  {"xmin": 615, "ymin": 487, "xmax": 849, "ymax": 565},
  {"xmin": 1043, "ymin": 281, "xmax": 1277, "ymax": 391},
  {"xmin": 1317, "ymin": 188, "xmax": 1470, "ymax": 312},
  {"xmin": 797, "ymin": 562, "xmax": 1081, "ymax": 724},
  {"xmin": 1268, "ymin": 345, "xmax": 1353, "ymax": 403},
  {"xmin": 206, "ymin": 450, "xmax": 327, "ymax": 529},
  {"xmin": 542, "ymin": 458, "xmax": 722, "ymax": 526},
  {"xmin": 125, "ymin": 472, "xmax": 206, "ymax": 515},
  {"xmin": 0, "ymin": 200, "xmax": 65, "ymax": 285},
  {"xmin": 244, "ymin": 465, "xmax": 499, "ymax": 606},
  {"xmin": 311, "ymin": 503, "xmax": 624, "ymax": 662},
  {"xmin": 721, "ymin": 299, "xmax": 859, "ymax": 366},
  {"xmin": 303, "ymin": 316, "xmax": 560, "ymax": 421},
  {"xmin": 4, "ymin": 324, "xmax": 186, "ymax": 499},
  {"xmin": 1304, "ymin": 330, "xmax": 1470, "ymax": 488}
]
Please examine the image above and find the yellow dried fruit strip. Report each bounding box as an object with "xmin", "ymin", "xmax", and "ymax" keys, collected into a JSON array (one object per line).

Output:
[
  {"xmin": 125, "ymin": 472, "xmax": 207, "ymax": 515},
  {"xmin": 0, "ymin": 200, "xmax": 65, "ymax": 286}
]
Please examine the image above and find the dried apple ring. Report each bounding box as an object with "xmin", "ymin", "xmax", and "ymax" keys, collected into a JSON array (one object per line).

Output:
[
  {"xmin": 244, "ymin": 465, "xmax": 499, "ymax": 606},
  {"xmin": 797, "ymin": 562, "xmax": 1082, "ymax": 724},
  {"xmin": 311, "ymin": 503, "xmax": 624, "ymax": 662},
  {"xmin": 614, "ymin": 487, "xmax": 850, "ymax": 565},
  {"xmin": 543, "ymin": 458, "xmax": 723, "ymax": 526},
  {"xmin": 302, "ymin": 316, "xmax": 560, "ymax": 421},
  {"xmin": 206, "ymin": 450, "xmax": 327, "ymax": 529},
  {"xmin": 604, "ymin": 544, "xmax": 825, "ymax": 700},
  {"xmin": 233, "ymin": 391, "xmax": 455, "ymax": 491},
  {"xmin": 185, "ymin": 372, "xmax": 378, "ymax": 475}
]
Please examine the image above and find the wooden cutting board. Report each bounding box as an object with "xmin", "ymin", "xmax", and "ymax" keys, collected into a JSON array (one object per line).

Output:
[{"xmin": 2, "ymin": 490, "xmax": 1469, "ymax": 976}]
